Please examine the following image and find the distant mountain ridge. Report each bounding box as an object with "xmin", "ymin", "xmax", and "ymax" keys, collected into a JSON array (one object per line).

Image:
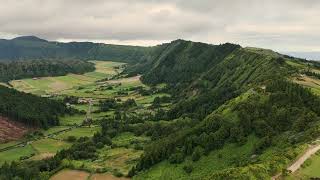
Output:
[{"xmin": 0, "ymin": 36, "xmax": 151, "ymax": 63}]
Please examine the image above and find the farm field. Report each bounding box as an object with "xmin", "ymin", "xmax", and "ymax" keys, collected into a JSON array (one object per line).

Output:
[
  {"xmin": 0, "ymin": 60, "xmax": 171, "ymax": 179},
  {"xmin": 50, "ymin": 169, "xmax": 129, "ymax": 180},
  {"xmin": 9, "ymin": 61, "xmax": 125, "ymax": 95}
]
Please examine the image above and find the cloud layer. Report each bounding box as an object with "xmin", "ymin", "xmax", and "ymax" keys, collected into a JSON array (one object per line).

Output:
[{"xmin": 1, "ymin": 0, "xmax": 320, "ymax": 51}]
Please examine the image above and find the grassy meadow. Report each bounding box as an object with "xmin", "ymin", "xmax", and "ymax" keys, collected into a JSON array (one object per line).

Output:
[{"xmin": 9, "ymin": 61, "xmax": 125, "ymax": 95}]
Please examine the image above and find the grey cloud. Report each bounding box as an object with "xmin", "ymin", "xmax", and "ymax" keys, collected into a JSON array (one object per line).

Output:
[{"xmin": 0, "ymin": 0, "xmax": 319, "ymax": 51}]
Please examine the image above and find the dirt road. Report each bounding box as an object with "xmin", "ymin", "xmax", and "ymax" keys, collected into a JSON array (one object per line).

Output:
[{"xmin": 287, "ymin": 143, "xmax": 320, "ymax": 172}]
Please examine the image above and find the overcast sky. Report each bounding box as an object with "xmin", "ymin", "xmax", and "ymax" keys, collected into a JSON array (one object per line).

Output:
[{"xmin": 1, "ymin": 0, "xmax": 320, "ymax": 54}]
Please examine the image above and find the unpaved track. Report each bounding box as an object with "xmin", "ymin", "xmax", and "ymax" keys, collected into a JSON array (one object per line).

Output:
[
  {"xmin": 271, "ymin": 142, "xmax": 320, "ymax": 180},
  {"xmin": 287, "ymin": 143, "xmax": 320, "ymax": 172}
]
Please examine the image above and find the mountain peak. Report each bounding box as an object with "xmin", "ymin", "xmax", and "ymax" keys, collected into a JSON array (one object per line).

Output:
[{"xmin": 12, "ymin": 36, "xmax": 47, "ymax": 42}]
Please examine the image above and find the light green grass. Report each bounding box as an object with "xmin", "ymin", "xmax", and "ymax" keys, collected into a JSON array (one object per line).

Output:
[
  {"xmin": 73, "ymin": 104, "xmax": 99, "ymax": 112},
  {"xmin": 286, "ymin": 60, "xmax": 306, "ymax": 68},
  {"xmin": 31, "ymin": 138, "xmax": 70, "ymax": 154},
  {"xmin": 112, "ymin": 132, "xmax": 150, "ymax": 147},
  {"xmin": 97, "ymin": 147, "xmax": 143, "ymax": 175},
  {"xmin": 60, "ymin": 114, "xmax": 85, "ymax": 126},
  {"xmin": 299, "ymin": 153, "xmax": 320, "ymax": 178},
  {"xmin": 0, "ymin": 141, "xmax": 21, "ymax": 149},
  {"xmin": 0, "ymin": 144, "xmax": 36, "ymax": 164},
  {"xmin": 60, "ymin": 112, "xmax": 113, "ymax": 126},
  {"xmin": 9, "ymin": 61, "xmax": 125, "ymax": 95},
  {"xmin": 56, "ymin": 127, "xmax": 101, "ymax": 140},
  {"xmin": 42, "ymin": 126, "xmax": 71, "ymax": 136}
]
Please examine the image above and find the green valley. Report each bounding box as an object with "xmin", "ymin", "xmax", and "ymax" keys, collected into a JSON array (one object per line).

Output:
[{"xmin": 0, "ymin": 38, "xmax": 320, "ymax": 180}]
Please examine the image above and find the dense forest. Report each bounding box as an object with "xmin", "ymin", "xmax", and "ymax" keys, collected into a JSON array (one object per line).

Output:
[
  {"xmin": 0, "ymin": 60, "xmax": 95, "ymax": 82},
  {"xmin": 0, "ymin": 36, "xmax": 151, "ymax": 63},
  {"xmin": 0, "ymin": 86, "xmax": 70, "ymax": 128}
]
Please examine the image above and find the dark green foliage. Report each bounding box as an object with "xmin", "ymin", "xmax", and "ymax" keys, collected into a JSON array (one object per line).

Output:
[
  {"xmin": 0, "ymin": 60, "xmax": 95, "ymax": 82},
  {"xmin": 192, "ymin": 146, "xmax": 204, "ymax": 161},
  {"xmin": 304, "ymin": 70, "xmax": 320, "ymax": 79},
  {"xmin": 134, "ymin": 80, "xmax": 320, "ymax": 173},
  {"xmin": 66, "ymin": 136, "xmax": 77, "ymax": 142},
  {"xmin": 0, "ymin": 36, "xmax": 151, "ymax": 63},
  {"xmin": 0, "ymin": 86, "xmax": 68, "ymax": 128},
  {"xmin": 99, "ymin": 98, "xmax": 117, "ymax": 111},
  {"xmin": 183, "ymin": 163, "xmax": 193, "ymax": 174},
  {"xmin": 169, "ymin": 152, "xmax": 184, "ymax": 164}
]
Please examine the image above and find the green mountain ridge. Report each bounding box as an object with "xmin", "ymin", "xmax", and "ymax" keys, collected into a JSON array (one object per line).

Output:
[
  {"xmin": 1, "ymin": 38, "xmax": 320, "ymax": 179},
  {"xmin": 0, "ymin": 36, "xmax": 151, "ymax": 63}
]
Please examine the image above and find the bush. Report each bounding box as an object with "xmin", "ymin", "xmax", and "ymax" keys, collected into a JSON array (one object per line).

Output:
[
  {"xmin": 66, "ymin": 136, "xmax": 77, "ymax": 142},
  {"xmin": 113, "ymin": 170, "xmax": 123, "ymax": 177},
  {"xmin": 96, "ymin": 142, "xmax": 104, "ymax": 149},
  {"xmin": 183, "ymin": 163, "xmax": 193, "ymax": 174},
  {"xmin": 192, "ymin": 146, "xmax": 204, "ymax": 162},
  {"xmin": 169, "ymin": 152, "xmax": 184, "ymax": 164}
]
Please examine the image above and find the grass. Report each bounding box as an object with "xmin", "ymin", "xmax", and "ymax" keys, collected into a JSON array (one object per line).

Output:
[
  {"xmin": 56, "ymin": 127, "xmax": 101, "ymax": 140},
  {"xmin": 292, "ymin": 75, "xmax": 320, "ymax": 95},
  {"xmin": 0, "ymin": 144, "xmax": 36, "ymax": 164},
  {"xmin": 42, "ymin": 126, "xmax": 71, "ymax": 136},
  {"xmin": 112, "ymin": 132, "xmax": 150, "ymax": 147},
  {"xmin": 9, "ymin": 61, "xmax": 124, "ymax": 95},
  {"xmin": 31, "ymin": 138, "xmax": 71, "ymax": 154},
  {"xmin": 60, "ymin": 114, "xmax": 85, "ymax": 126},
  {"xmin": 97, "ymin": 147, "xmax": 143, "ymax": 175},
  {"xmin": 0, "ymin": 140, "xmax": 21, "ymax": 149},
  {"xmin": 134, "ymin": 135, "xmax": 258, "ymax": 180},
  {"xmin": 297, "ymin": 153, "xmax": 320, "ymax": 178}
]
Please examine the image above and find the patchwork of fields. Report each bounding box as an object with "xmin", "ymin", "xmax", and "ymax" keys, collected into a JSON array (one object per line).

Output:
[
  {"xmin": 10, "ymin": 61, "xmax": 125, "ymax": 95},
  {"xmin": 0, "ymin": 60, "xmax": 170, "ymax": 179}
]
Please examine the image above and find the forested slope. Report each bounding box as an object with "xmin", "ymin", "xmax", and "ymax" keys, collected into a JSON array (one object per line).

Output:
[
  {"xmin": 0, "ymin": 36, "xmax": 151, "ymax": 63},
  {"xmin": 123, "ymin": 40, "xmax": 320, "ymax": 179},
  {"xmin": 0, "ymin": 60, "xmax": 95, "ymax": 82},
  {"xmin": 0, "ymin": 86, "xmax": 70, "ymax": 128}
]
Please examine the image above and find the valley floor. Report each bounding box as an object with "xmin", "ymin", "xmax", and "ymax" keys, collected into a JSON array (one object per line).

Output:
[{"xmin": 0, "ymin": 60, "xmax": 169, "ymax": 179}]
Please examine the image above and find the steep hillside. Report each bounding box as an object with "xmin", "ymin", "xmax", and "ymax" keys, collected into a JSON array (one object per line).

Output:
[
  {"xmin": 122, "ymin": 40, "xmax": 320, "ymax": 179},
  {"xmin": 0, "ymin": 36, "xmax": 151, "ymax": 63},
  {"xmin": 0, "ymin": 60, "xmax": 95, "ymax": 82},
  {"xmin": 0, "ymin": 86, "xmax": 70, "ymax": 128}
]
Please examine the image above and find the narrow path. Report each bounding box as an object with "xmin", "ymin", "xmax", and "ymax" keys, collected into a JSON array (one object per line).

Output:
[
  {"xmin": 287, "ymin": 143, "xmax": 320, "ymax": 172},
  {"xmin": 271, "ymin": 141, "xmax": 320, "ymax": 180}
]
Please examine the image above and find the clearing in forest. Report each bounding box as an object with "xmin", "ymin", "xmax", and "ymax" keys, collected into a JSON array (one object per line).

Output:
[
  {"xmin": 9, "ymin": 61, "xmax": 125, "ymax": 95},
  {"xmin": 0, "ymin": 116, "xmax": 30, "ymax": 143}
]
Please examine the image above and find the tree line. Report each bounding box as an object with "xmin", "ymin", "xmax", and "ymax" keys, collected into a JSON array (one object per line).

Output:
[
  {"xmin": 0, "ymin": 60, "xmax": 95, "ymax": 82},
  {"xmin": 0, "ymin": 86, "xmax": 70, "ymax": 128}
]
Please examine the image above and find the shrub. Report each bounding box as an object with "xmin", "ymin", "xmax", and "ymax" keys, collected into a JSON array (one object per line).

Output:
[
  {"xmin": 183, "ymin": 163, "xmax": 193, "ymax": 174},
  {"xmin": 96, "ymin": 142, "xmax": 104, "ymax": 149},
  {"xmin": 169, "ymin": 152, "xmax": 184, "ymax": 164},
  {"xmin": 113, "ymin": 170, "xmax": 124, "ymax": 177},
  {"xmin": 192, "ymin": 146, "xmax": 204, "ymax": 162},
  {"xmin": 66, "ymin": 136, "xmax": 77, "ymax": 142}
]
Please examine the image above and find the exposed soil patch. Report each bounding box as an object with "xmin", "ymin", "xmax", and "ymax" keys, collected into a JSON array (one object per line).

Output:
[
  {"xmin": 50, "ymin": 169, "xmax": 89, "ymax": 180},
  {"xmin": 90, "ymin": 173, "xmax": 130, "ymax": 180},
  {"xmin": 107, "ymin": 75, "xmax": 141, "ymax": 84},
  {"xmin": 0, "ymin": 116, "xmax": 29, "ymax": 143}
]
